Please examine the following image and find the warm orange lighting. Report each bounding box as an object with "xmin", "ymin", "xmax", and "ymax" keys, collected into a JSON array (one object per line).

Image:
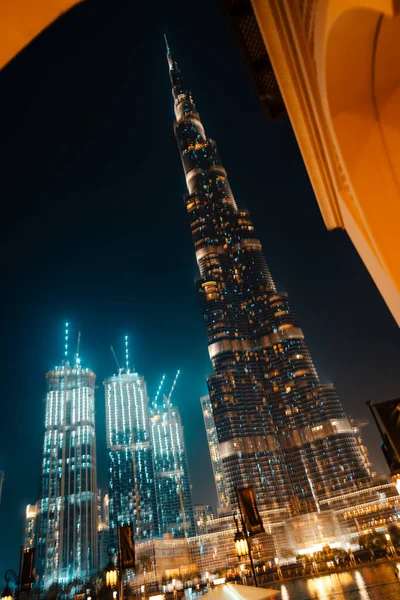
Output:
[
  {"xmin": 0, "ymin": 1, "xmax": 83, "ymax": 69},
  {"xmin": 106, "ymin": 569, "xmax": 118, "ymax": 588},
  {"xmin": 2, "ymin": 586, "xmax": 12, "ymax": 600},
  {"xmin": 251, "ymin": 0, "xmax": 400, "ymax": 326},
  {"xmin": 235, "ymin": 531, "xmax": 249, "ymax": 558}
]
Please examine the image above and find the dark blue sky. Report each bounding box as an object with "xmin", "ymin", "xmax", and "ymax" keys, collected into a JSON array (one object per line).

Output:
[{"xmin": 1, "ymin": 0, "xmax": 399, "ymax": 582}]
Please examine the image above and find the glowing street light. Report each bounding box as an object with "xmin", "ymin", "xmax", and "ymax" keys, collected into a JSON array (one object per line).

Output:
[
  {"xmin": 1, "ymin": 586, "xmax": 12, "ymax": 600},
  {"xmin": 235, "ymin": 530, "xmax": 249, "ymax": 559},
  {"xmin": 106, "ymin": 545, "xmax": 118, "ymax": 594},
  {"xmin": 233, "ymin": 514, "xmax": 258, "ymax": 586},
  {"xmin": 2, "ymin": 570, "xmax": 17, "ymax": 600},
  {"xmin": 106, "ymin": 569, "xmax": 118, "ymax": 589}
]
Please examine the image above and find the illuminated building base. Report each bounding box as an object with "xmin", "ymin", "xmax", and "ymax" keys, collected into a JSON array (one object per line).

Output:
[
  {"xmin": 123, "ymin": 484, "xmax": 399, "ymax": 592},
  {"xmin": 284, "ymin": 511, "xmax": 344, "ymax": 556},
  {"xmin": 393, "ymin": 474, "xmax": 400, "ymax": 496},
  {"xmin": 118, "ymin": 488, "xmax": 399, "ymax": 592}
]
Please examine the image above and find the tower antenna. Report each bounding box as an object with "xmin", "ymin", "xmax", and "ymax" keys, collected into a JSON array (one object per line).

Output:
[
  {"xmin": 110, "ymin": 345, "xmax": 121, "ymax": 372},
  {"xmin": 164, "ymin": 33, "xmax": 170, "ymax": 53},
  {"xmin": 167, "ymin": 369, "xmax": 181, "ymax": 404},
  {"xmin": 125, "ymin": 335, "xmax": 129, "ymax": 373},
  {"xmin": 154, "ymin": 374, "xmax": 166, "ymax": 406},
  {"xmin": 75, "ymin": 331, "xmax": 81, "ymax": 365},
  {"xmin": 64, "ymin": 322, "xmax": 69, "ymax": 359}
]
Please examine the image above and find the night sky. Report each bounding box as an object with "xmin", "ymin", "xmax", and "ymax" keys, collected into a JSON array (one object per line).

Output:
[{"xmin": 1, "ymin": 0, "xmax": 399, "ymax": 581}]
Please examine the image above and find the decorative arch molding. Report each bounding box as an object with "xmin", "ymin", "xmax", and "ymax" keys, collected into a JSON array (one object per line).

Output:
[
  {"xmin": 319, "ymin": 1, "xmax": 400, "ymax": 322},
  {"xmin": 252, "ymin": 0, "xmax": 400, "ymax": 324}
]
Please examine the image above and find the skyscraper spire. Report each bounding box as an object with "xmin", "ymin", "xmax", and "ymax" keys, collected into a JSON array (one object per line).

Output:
[
  {"xmin": 165, "ymin": 40, "xmax": 235, "ymax": 206},
  {"xmin": 64, "ymin": 322, "xmax": 69, "ymax": 359},
  {"xmin": 167, "ymin": 47, "xmax": 377, "ymax": 522},
  {"xmin": 164, "ymin": 33, "xmax": 170, "ymax": 53},
  {"xmin": 165, "ymin": 39, "xmax": 185, "ymax": 93},
  {"xmin": 167, "ymin": 369, "xmax": 180, "ymax": 406},
  {"xmin": 75, "ymin": 331, "xmax": 81, "ymax": 366},
  {"xmin": 125, "ymin": 335, "xmax": 129, "ymax": 372},
  {"xmin": 154, "ymin": 373, "xmax": 166, "ymax": 407}
]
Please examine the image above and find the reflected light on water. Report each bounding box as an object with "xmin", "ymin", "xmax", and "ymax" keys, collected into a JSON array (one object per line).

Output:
[
  {"xmin": 306, "ymin": 574, "xmax": 347, "ymax": 600},
  {"xmin": 337, "ymin": 572, "xmax": 353, "ymax": 585},
  {"xmin": 280, "ymin": 584, "xmax": 289, "ymax": 600},
  {"xmin": 313, "ymin": 578, "xmax": 331, "ymax": 599},
  {"xmin": 354, "ymin": 571, "xmax": 370, "ymax": 600},
  {"xmin": 307, "ymin": 576, "xmax": 334, "ymax": 599},
  {"xmin": 277, "ymin": 565, "xmax": 400, "ymax": 600}
]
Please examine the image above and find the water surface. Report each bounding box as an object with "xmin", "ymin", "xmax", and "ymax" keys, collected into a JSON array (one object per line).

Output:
[{"xmin": 270, "ymin": 563, "xmax": 400, "ymax": 599}]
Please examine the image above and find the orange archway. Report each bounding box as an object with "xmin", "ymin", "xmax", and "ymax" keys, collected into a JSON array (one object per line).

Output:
[
  {"xmin": 0, "ymin": 0, "xmax": 82, "ymax": 69},
  {"xmin": 321, "ymin": 1, "xmax": 400, "ymax": 323},
  {"xmin": 252, "ymin": 0, "xmax": 400, "ymax": 325}
]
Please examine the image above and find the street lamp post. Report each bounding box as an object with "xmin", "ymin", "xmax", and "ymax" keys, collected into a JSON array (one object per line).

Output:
[
  {"xmin": 106, "ymin": 545, "xmax": 118, "ymax": 599},
  {"xmin": 2, "ymin": 571, "xmax": 18, "ymax": 600},
  {"xmin": 2, "ymin": 583, "xmax": 12, "ymax": 600},
  {"xmin": 233, "ymin": 517, "xmax": 258, "ymax": 587}
]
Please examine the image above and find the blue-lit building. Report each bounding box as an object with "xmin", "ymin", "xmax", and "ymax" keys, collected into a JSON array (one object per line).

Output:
[
  {"xmin": 104, "ymin": 369, "xmax": 158, "ymax": 542},
  {"xmin": 150, "ymin": 394, "xmax": 195, "ymax": 538},
  {"xmin": 36, "ymin": 350, "xmax": 98, "ymax": 586}
]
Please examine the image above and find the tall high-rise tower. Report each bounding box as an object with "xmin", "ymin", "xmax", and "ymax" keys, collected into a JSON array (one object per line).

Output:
[
  {"xmin": 36, "ymin": 327, "xmax": 98, "ymax": 585},
  {"xmin": 24, "ymin": 503, "xmax": 39, "ymax": 549},
  {"xmin": 200, "ymin": 395, "xmax": 229, "ymax": 509},
  {"xmin": 165, "ymin": 40, "xmax": 375, "ymax": 519},
  {"xmin": 104, "ymin": 346, "xmax": 158, "ymax": 542},
  {"xmin": 150, "ymin": 373, "xmax": 195, "ymax": 538}
]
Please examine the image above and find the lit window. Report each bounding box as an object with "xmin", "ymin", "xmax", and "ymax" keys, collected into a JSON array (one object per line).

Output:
[{"xmin": 278, "ymin": 323, "xmax": 293, "ymax": 331}]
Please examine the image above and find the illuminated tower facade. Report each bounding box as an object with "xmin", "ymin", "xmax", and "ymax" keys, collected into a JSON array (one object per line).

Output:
[
  {"xmin": 349, "ymin": 418, "xmax": 375, "ymax": 477},
  {"xmin": 36, "ymin": 345, "xmax": 98, "ymax": 585},
  {"xmin": 150, "ymin": 385, "xmax": 195, "ymax": 538},
  {"xmin": 24, "ymin": 503, "xmax": 39, "ymax": 549},
  {"xmin": 97, "ymin": 491, "xmax": 110, "ymax": 571},
  {"xmin": 104, "ymin": 368, "xmax": 158, "ymax": 542},
  {"xmin": 200, "ymin": 395, "xmax": 229, "ymax": 509},
  {"xmin": 166, "ymin": 40, "xmax": 374, "ymax": 518}
]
